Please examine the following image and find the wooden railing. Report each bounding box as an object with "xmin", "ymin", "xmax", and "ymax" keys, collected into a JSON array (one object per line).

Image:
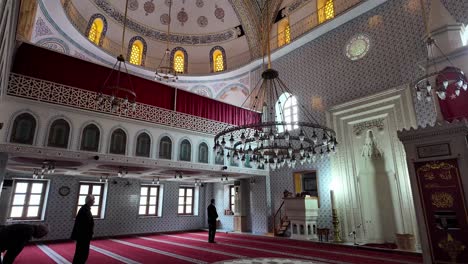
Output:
[{"xmin": 272, "ymin": 200, "xmax": 286, "ymax": 236}]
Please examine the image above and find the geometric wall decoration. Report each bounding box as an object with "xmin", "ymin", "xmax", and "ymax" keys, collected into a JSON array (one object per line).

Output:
[{"xmin": 36, "ymin": 37, "xmax": 70, "ymax": 55}]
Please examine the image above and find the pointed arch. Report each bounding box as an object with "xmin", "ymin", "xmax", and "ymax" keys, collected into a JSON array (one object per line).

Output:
[
  {"xmin": 9, "ymin": 112, "xmax": 37, "ymax": 145},
  {"xmin": 80, "ymin": 123, "xmax": 101, "ymax": 152},
  {"xmin": 179, "ymin": 138, "xmax": 192, "ymax": 161},
  {"xmin": 276, "ymin": 92, "xmax": 299, "ymax": 133},
  {"xmin": 170, "ymin": 47, "xmax": 188, "ymax": 74},
  {"xmin": 127, "ymin": 36, "xmax": 147, "ymax": 66},
  {"xmin": 135, "ymin": 131, "xmax": 152, "ymax": 157},
  {"xmin": 47, "ymin": 118, "xmax": 71, "ymax": 148},
  {"xmin": 159, "ymin": 135, "xmax": 173, "ymax": 160},
  {"xmin": 86, "ymin": 14, "xmax": 107, "ymax": 46},
  {"xmin": 109, "ymin": 128, "xmax": 127, "ymax": 155},
  {"xmin": 318, "ymin": 0, "xmax": 334, "ymax": 24},
  {"xmin": 210, "ymin": 46, "xmax": 227, "ymax": 73},
  {"xmin": 277, "ymin": 18, "xmax": 291, "ymax": 47},
  {"xmin": 198, "ymin": 142, "xmax": 209, "ymax": 163}
]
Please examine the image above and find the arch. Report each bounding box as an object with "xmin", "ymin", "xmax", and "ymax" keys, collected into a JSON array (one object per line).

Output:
[
  {"xmin": 158, "ymin": 135, "xmax": 173, "ymax": 160},
  {"xmin": 127, "ymin": 36, "xmax": 147, "ymax": 66},
  {"xmin": 277, "ymin": 18, "xmax": 291, "ymax": 47},
  {"xmin": 80, "ymin": 123, "xmax": 101, "ymax": 152},
  {"xmin": 318, "ymin": 0, "xmax": 334, "ymax": 24},
  {"xmin": 86, "ymin": 14, "xmax": 107, "ymax": 46},
  {"xmin": 47, "ymin": 118, "xmax": 71, "ymax": 148},
  {"xmin": 198, "ymin": 142, "xmax": 209, "ymax": 163},
  {"xmin": 135, "ymin": 131, "xmax": 152, "ymax": 157},
  {"xmin": 209, "ymin": 46, "xmax": 227, "ymax": 73},
  {"xmin": 190, "ymin": 85, "xmax": 213, "ymax": 98},
  {"xmin": 9, "ymin": 112, "xmax": 37, "ymax": 145},
  {"xmin": 109, "ymin": 128, "xmax": 127, "ymax": 155},
  {"xmin": 179, "ymin": 138, "xmax": 192, "ymax": 161},
  {"xmin": 170, "ymin": 47, "xmax": 188, "ymax": 74},
  {"xmin": 276, "ymin": 92, "xmax": 298, "ymax": 133}
]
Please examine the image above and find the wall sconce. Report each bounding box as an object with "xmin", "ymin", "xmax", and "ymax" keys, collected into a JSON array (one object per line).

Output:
[{"xmin": 118, "ymin": 166, "xmax": 128, "ymax": 177}]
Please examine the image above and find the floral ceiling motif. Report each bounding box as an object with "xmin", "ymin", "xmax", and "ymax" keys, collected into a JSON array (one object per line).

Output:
[
  {"xmin": 143, "ymin": 0, "xmax": 155, "ymax": 15},
  {"xmin": 127, "ymin": 0, "xmax": 139, "ymax": 11},
  {"xmin": 197, "ymin": 16, "xmax": 208, "ymax": 27}
]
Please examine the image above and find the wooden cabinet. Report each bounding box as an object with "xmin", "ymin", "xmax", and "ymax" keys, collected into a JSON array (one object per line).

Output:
[{"xmin": 234, "ymin": 216, "xmax": 248, "ymax": 232}]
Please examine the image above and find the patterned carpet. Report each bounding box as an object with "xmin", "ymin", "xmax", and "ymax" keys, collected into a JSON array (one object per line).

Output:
[{"xmin": 12, "ymin": 231, "xmax": 422, "ymax": 264}]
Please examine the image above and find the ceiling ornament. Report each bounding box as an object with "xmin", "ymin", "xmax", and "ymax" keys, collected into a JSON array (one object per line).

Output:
[
  {"xmin": 127, "ymin": 0, "xmax": 139, "ymax": 11},
  {"xmin": 197, "ymin": 16, "xmax": 208, "ymax": 27},
  {"xmin": 215, "ymin": 5, "xmax": 225, "ymax": 22},
  {"xmin": 413, "ymin": 0, "xmax": 467, "ymax": 102},
  {"xmin": 196, "ymin": 0, "xmax": 204, "ymax": 8},
  {"xmin": 95, "ymin": 0, "xmax": 137, "ymax": 114},
  {"xmin": 155, "ymin": 0, "xmax": 178, "ymax": 82},
  {"xmin": 213, "ymin": 1, "xmax": 337, "ymax": 170},
  {"xmin": 160, "ymin": 13, "xmax": 170, "ymax": 25},
  {"xmin": 143, "ymin": 0, "xmax": 155, "ymax": 15},
  {"xmin": 177, "ymin": 8, "xmax": 188, "ymax": 25}
]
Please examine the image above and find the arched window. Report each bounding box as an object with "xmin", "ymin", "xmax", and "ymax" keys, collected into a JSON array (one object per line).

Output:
[
  {"xmin": 10, "ymin": 113, "xmax": 36, "ymax": 145},
  {"xmin": 80, "ymin": 124, "xmax": 100, "ymax": 152},
  {"xmin": 129, "ymin": 40, "xmax": 143, "ymax": 65},
  {"xmin": 47, "ymin": 119, "xmax": 70, "ymax": 148},
  {"xmin": 174, "ymin": 51, "xmax": 185, "ymax": 73},
  {"xmin": 136, "ymin": 133, "xmax": 151, "ymax": 157},
  {"xmin": 318, "ymin": 0, "xmax": 334, "ymax": 24},
  {"xmin": 179, "ymin": 139, "xmax": 192, "ymax": 161},
  {"xmin": 198, "ymin": 143, "xmax": 209, "ymax": 163},
  {"xmin": 277, "ymin": 18, "xmax": 291, "ymax": 47},
  {"xmin": 171, "ymin": 47, "xmax": 188, "ymax": 74},
  {"xmin": 127, "ymin": 36, "xmax": 147, "ymax": 66},
  {"xmin": 159, "ymin": 136, "xmax": 172, "ymax": 159},
  {"xmin": 210, "ymin": 46, "xmax": 226, "ymax": 73},
  {"xmin": 110, "ymin": 129, "xmax": 127, "ymax": 155},
  {"xmin": 276, "ymin": 92, "xmax": 298, "ymax": 133},
  {"xmin": 86, "ymin": 14, "xmax": 107, "ymax": 46}
]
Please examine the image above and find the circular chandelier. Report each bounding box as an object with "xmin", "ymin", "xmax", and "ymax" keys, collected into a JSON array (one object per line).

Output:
[
  {"xmin": 95, "ymin": 0, "xmax": 137, "ymax": 113},
  {"xmin": 155, "ymin": 0, "xmax": 178, "ymax": 82},
  {"xmin": 213, "ymin": 69, "xmax": 337, "ymax": 171},
  {"xmin": 414, "ymin": 37, "xmax": 467, "ymax": 101}
]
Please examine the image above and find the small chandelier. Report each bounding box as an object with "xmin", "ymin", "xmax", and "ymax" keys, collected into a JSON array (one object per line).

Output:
[
  {"xmin": 95, "ymin": 0, "xmax": 137, "ymax": 113},
  {"xmin": 155, "ymin": 0, "xmax": 178, "ymax": 82},
  {"xmin": 413, "ymin": 0, "xmax": 467, "ymax": 101},
  {"xmin": 213, "ymin": 1, "xmax": 337, "ymax": 171},
  {"xmin": 33, "ymin": 161, "xmax": 55, "ymax": 179}
]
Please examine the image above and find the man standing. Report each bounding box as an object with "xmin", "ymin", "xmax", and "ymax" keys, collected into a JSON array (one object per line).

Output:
[
  {"xmin": 0, "ymin": 224, "xmax": 49, "ymax": 264},
  {"xmin": 71, "ymin": 194, "xmax": 95, "ymax": 264},
  {"xmin": 207, "ymin": 198, "xmax": 218, "ymax": 243}
]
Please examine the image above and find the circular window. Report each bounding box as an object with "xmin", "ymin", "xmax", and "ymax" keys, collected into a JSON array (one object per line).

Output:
[{"xmin": 345, "ymin": 34, "xmax": 370, "ymax": 61}]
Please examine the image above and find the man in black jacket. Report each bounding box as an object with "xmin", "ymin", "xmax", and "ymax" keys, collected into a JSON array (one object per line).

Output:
[
  {"xmin": 207, "ymin": 198, "xmax": 218, "ymax": 243},
  {"xmin": 71, "ymin": 194, "xmax": 95, "ymax": 264},
  {"xmin": 0, "ymin": 224, "xmax": 49, "ymax": 264}
]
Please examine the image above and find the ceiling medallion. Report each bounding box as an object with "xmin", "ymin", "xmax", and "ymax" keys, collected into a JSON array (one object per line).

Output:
[
  {"xmin": 160, "ymin": 13, "xmax": 170, "ymax": 25},
  {"xmin": 196, "ymin": 0, "xmax": 204, "ymax": 8},
  {"xmin": 178, "ymin": 8, "xmax": 188, "ymax": 26},
  {"xmin": 345, "ymin": 34, "xmax": 370, "ymax": 61},
  {"xmin": 143, "ymin": 0, "xmax": 155, "ymax": 16},
  {"xmin": 215, "ymin": 5, "xmax": 225, "ymax": 22},
  {"xmin": 197, "ymin": 16, "xmax": 208, "ymax": 28},
  {"xmin": 127, "ymin": 0, "xmax": 139, "ymax": 11}
]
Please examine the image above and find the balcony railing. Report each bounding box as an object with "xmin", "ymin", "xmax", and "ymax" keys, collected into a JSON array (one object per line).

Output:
[{"xmin": 60, "ymin": 0, "xmax": 362, "ymax": 73}]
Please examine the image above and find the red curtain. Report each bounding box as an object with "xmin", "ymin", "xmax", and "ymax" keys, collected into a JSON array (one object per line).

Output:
[
  {"xmin": 176, "ymin": 89, "xmax": 261, "ymax": 126},
  {"xmin": 12, "ymin": 43, "xmax": 261, "ymax": 125}
]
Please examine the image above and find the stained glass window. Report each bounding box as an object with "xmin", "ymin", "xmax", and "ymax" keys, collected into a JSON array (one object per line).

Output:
[
  {"xmin": 129, "ymin": 41, "xmax": 142, "ymax": 65},
  {"xmin": 174, "ymin": 51, "xmax": 185, "ymax": 73},
  {"xmin": 318, "ymin": 0, "xmax": 334, "ymax": 23},
  {"xmin": 88, "ymin": 18, "xmax": 104, "ymax": 45},
  {"xmin": 278, "ymin": 18, "xmax": 291, "ymax": 47}
]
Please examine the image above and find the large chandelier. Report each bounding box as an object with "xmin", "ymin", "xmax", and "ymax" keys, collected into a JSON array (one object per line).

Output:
[
  {"xmin": 95, "ymin": 0, "xmax": 136, "ymax": 113},
  {"xmin": 213, "ymin": 2, "xmax": 337, "ymax": 171},
  {"xmin": 413, "ymin": 0, "xmax": 467, "ymax": 101},
  {"xmin": 155, "ymin": 0, "xmax": 178, "ymax": 82}
]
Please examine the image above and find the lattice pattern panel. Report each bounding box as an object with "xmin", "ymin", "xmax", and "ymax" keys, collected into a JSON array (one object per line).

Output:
[{"xmin": 7, "ymin": 73, "xmax": 231, "ymax": 135}]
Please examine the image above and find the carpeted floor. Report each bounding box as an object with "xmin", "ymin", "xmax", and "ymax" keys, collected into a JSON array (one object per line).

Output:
[{"xmin": 12, "ymin": 231, "xmax": 423, "ymax": 264}]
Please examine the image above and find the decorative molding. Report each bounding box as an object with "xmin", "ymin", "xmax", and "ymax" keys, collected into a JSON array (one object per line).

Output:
[
  {"xmin": 353, "ymin": 118, "xmax": 384, "ymax": 136},
  {"xmin": 7, "ymin": 73, "xmax": 233, "ymax": 136}
]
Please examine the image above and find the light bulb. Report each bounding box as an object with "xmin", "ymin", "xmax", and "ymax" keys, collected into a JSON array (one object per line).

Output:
[
  {"xmin": 463, "ymin": 83, "xmax": 467, "ymax": 91},
  {"xmin": 443, "ymin": 80, "xmax": 449, "ymax": 89},
  {"xmin": 284, "ymin": 130, "xmax": 290, "ymax": 141},
  {"xmin": 426, "ymin": 81, "xmax": 432, "ymax": 92},
  {"xmin": 437, "ymin": 91, "xmax": 446, "ymax": 100},
  {"xmin": 221, "ymin": 138, "xmax": 226, "ymax": 148},
  {"xmin": 312, "ymin": 131, "xmax": 318, "ymax": 144},
  {"xmin": 299, "ymin": 130, "xmax": 305, "ymax": 142},
  {"xmin": 455, "ymin": 89, "xmax": 461, "ymax": 96}
]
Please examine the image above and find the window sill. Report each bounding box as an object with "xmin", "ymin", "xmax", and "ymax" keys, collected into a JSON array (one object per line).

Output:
[
  {"xmin": 178, "ymin": 214, "xmax": 199, "ymax": 217},
  {"xmin": 138, "ymin": 215, "xmax": 162, "ymax": 219},
  {"xmin": 7, "ymin": 219, "xmax": 45, "ymax": 223}
]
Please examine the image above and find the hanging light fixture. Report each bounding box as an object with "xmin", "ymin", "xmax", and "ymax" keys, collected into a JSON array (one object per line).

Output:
[
  {"xmin": 95, "ymin": 0, "xmax": 137, "ymax": 113},
  {"xmin": 155, "ymin": 0, "xmax": 178, "ymax": 82},
  {"xmin": 413, "ymin": 0, "xmax": 467, "ymax": 101},
  {"xmin": 213, "ymin": 1, "xmax": 337, "ymax": 171}
]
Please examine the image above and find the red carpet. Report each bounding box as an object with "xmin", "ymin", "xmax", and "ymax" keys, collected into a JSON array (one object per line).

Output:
[
  {"xmin": 14, "ymin": 231, "xmax": 422, "ymax": 263},
  {"xmin": 12, "ymin": 245, "xmax": 56, "ymax": 264}
]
